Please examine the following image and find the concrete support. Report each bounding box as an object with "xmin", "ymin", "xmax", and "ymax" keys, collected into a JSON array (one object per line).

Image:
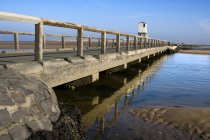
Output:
[
  {"xmin": 92, "ymin": 73, "xmax": 99, "ymax": 82},
  {"xmin": 116, "ymin": 34, "xmax": 120, "ymax": 52},
  {"xmin": 43, "ymin": 35, "xmax": 46, "ymax": 49},
  {"xmin": 134, "ymin": 37, "xmax": 137, "ymax": 50},
  {"xmin": 99, "ymin": 115, "xmax": 105, "ymax": 133},
  {"xmin": 101, "ymin": 32, "xmax": 106, "ymax": 54},
  {"xmin": 126, "ymin": 36, "xmax": 130, "ymax": 52},
  {"xmin": 35, "ymin": 21, "xmax": 43, "ymax": 61},
  {"xmin": 14, "ymin": 32, "xmax": 19, "ymax": 50},
  {"xmin": 114, "ymin": 101, "xmax": 119, "ymax": 120},
  {"xmin": 139, "ymin": 38, "xmax": 142, "ymax": 49},
  {"xmin": 77, "ymin": 27, "xmax": 83, "ymax": 57},
  {"xmin": 61, "ymin": 36, "xmax": 65, "ymax": 48}
]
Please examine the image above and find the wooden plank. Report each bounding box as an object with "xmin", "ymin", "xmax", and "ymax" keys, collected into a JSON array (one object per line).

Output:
[
  {"xmin": 62, "ymin": 36, "xmax": 65, "ymax": 48},
  {"xmin": 43, "ymin": 35, "xmax": 46, "ymax": 49},
  {"xmin": 0, "ymin": 12, "xmax": 41, "ymax": 23}
]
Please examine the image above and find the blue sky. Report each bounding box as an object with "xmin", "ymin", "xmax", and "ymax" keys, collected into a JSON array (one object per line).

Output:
[{"xmin": 0, "ymin": 0, "xmax": 210, "ymax": 44}]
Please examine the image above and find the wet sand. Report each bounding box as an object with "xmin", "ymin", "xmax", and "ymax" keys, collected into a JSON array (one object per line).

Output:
[
  {"xmin": 130, "ymin": 107, "xmax": 210, "ymax": 139},
  {"xmin": 179, "ymin": 50, "xmax": 210, "ymax": 55}
]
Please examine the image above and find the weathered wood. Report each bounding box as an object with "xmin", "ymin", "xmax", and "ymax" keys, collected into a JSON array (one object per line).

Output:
[
  {"xmin": 116, "ymin": 34, "xmax": 120, "ymax": 52},
  {"xmin": 134, "ymin": 37, "xmax": 137, "ymax": 50},
  {"xmin": 35, "ymin": 21, "xmax": 43, "ymax": 61},
  {"xmin": 101, "ymin": 32, "xmax": 106, "ymax": 54},
  {"xmin": 112, "ymin": 39, "xmax": 115, "ymax": 47},
  {"xmin": 62, "ymin": 36, "xmax": 65, "ymax": 48},
  {"xmin": 14, "ymin": 32, "xmax": 19, "ymax": 50},
  {"xmin": 126, "ymin": 36, "xmax": 130, "ymax": 51},
  {"xmin": 98, "ymin": 38, "xmax": 101, "ymax": 48},
  {"xmin": 77, "ymin": 27, "xmax": 83, "ymax": 56},
  {"xmin": 43, "ymin": 35, "xmax": 46, "ymax": 49},
  {"xmin": 88, "ymin": 37, "xmax": 91, "ymax": 48},
  {"xmin": 0, "ymin": 12, "xmax": 41, "ymax": 23}
]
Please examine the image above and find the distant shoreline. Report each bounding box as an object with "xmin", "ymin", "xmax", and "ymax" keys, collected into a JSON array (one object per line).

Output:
[{"xmin": 178, "ymin": 50, "xmax": 210, "ymax": 55}]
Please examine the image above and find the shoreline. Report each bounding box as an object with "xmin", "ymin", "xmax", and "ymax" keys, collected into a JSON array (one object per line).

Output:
[
  {"xmin": 178, "ymin": 49, "xmax": 210, "ymax": 55},
  {"xmin": 130, "ymin": 106, "xmax": 210, "ymax": 139}
]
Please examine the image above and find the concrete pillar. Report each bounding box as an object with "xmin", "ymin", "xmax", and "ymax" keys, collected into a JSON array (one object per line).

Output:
[
  {"xmin": 35, "ymin": 21, "xmax": 43, "ymax": 61},
  {"xmin": 43, "ymin": 35, "xmax": 46, "ymax": 49},
  {"xmin": 126, "ymin": 36, "xmax": 130, "ymax": 52},
  {"xmin": 139, "ymin": 38, "xmax": 142, "ymax": 49},
  {"xmin": 114, "ymin": 101, "xmax": 119, "ymax": 120},
  {"xmin": 134, "ymin": 36, "xmax": 137, "ymax": 50},
  {"xmin": 92, "ymin": 73, "xmax": 99, "ymax": 82},
  {"xmin": 144, "ymin": 38, "xmax": 147, "ymax": 48},
  {"xmin": 61, "ymin": 36, "xmax": 65, "ymax": 49},
  {"xmin": 116, "ymin": 34, "xmax": 120, "ymax": 52},
  {"xmin": 77, "ymin": 27, "xmax": 83, "ymax": 57},
  {"xmin": 88, "ymin": 37, "xmax": 91, "ymax": 48},
  {"xmin": 99, "ymin": 115, "xmax": 105, "ymax": 133},
  {"xmin": 14, "ymin": 32, "xmax": 19, "ymax": 50},
  {"xmin": 101, "ymin": 32, "xmax": 106, "ymax": 54}
]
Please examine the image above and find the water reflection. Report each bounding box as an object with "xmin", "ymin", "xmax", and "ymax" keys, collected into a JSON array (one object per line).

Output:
[{"xmin": 55, "ymin": 54, "xmax": 166, "ymax": 132}]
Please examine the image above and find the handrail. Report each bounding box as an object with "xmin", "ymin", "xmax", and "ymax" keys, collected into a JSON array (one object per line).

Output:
[{"xmin": 0, "ymin": 11, "xmax": 171, "ymax": 61}]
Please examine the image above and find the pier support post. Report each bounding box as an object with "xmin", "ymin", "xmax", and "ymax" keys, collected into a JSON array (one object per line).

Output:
[
  {"xmin": 98, "ymin": 38, "xmax": 101, "ymax": 48},
  {"xmin": 14, "ymin": 32, "xmax": 19, "ymax": 50},
  {"xmin": 126, "ymin": 36, "xmax": 130, "ymax": 52},
  {"xmin": 116, "ymin": 34, "xmax": 120, "ymax": 52},
  {"xmin": 35, "ymin": 21, "xmax": 43, "ymax": 61},
  {"xmin": 77, "ymin": 27, "xmax": 83, "ymax": 57},
  {"xmin": 101, "ymin": 32, "xmax": 106, "ymax": 54},
  {"xmin": 61, "ymin": 36, "xmax": 65, "ymax": 49}
]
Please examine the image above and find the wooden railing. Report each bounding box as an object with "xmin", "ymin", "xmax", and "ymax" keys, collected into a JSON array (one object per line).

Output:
[{"xmin": 0, "ymin": 12, "xmax": 170, "ymax": 61}]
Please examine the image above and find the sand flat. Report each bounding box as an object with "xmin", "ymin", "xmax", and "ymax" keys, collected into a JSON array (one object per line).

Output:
[
  {"xmin": 130, "ymin": 107, "xmax": 210, "ymax": 139},
  {"xmin": 179, "ymin": 50, "xmax": 210, "ymax": 55}
]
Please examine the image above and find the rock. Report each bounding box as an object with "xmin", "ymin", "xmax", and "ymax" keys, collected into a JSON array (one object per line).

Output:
[
  {"xmin": 40, "ymin": 99, "xmax": 53, "ymax": 114},
  {"xmin": 8, "ymin": 125, "xmax": 30, "ymax": 140},
  {"xmin": 0, "ymin": 93, "xmax": 15, "ymax": 106},
  {"xmin": 0, "ymin": 134, "xmax": 12, "ymax": 140},
  {"xmin": 11, "ymin": 108, "xmax": 28, "ymax": 122},
  {"xmin": 0, "ymin": 109, "xmax": 12, "ymax": 129}
]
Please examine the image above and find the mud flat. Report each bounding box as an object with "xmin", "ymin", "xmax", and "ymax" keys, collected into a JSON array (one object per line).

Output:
[
  {"xmin": 130, "ymin": 107, "xmax": 210, "ymax": 139},
  {"xmin": 178, "ymin": 50, "xmax": 210, "ymax": 55}
]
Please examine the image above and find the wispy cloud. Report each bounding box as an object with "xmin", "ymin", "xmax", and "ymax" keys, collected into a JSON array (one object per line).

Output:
[
  {"xmin": 199, "ymin": 19, "xmax": 210, "ymax": 32},
  {"xmin": 122, "ymin": 13, "xmax": 159, "ymax": 19}
]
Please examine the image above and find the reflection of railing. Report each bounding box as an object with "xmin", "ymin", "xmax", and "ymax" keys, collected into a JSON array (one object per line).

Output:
[
  {"xmin": 82, "ymin": 55, "xmax": 167, "ymax": 131},
  {"xmin": 0, "ymin": 12, "xmax": 171, "ymax": 62}
]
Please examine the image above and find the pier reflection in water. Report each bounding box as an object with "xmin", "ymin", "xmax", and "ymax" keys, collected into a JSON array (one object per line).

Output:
[
  {"xmin": 54, "ymin": 53, "xmax": 210, "ymax": 139},
  {"xmin": 54, "ymin": 54, "xmax": 166, "ymax": 136}
]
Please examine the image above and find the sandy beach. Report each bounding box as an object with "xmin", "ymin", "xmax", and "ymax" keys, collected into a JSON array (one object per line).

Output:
[{"xmin": 130, "ymin": 107, "xmax": 210, "ymax": 139}]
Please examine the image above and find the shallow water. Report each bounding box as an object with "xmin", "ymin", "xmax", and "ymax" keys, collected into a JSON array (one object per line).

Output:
[{"xmin": 55, "ymin": 53, "xmax": 210, "ymax": 140}]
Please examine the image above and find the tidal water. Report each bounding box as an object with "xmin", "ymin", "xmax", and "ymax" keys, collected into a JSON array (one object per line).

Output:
[{"xmin": 54, "ymin": 53, "xmax": 210, "ymax": 140}]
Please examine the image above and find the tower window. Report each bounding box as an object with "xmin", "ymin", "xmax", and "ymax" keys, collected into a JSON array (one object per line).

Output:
[{"xmin": 143, "ymin": 24, "xmax": 146, "ymax": 27}]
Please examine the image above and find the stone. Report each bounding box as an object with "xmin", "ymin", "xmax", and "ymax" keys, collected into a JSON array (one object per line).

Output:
[
  {"xmin": 64, "ymin": 57, "xmax": 84, "ymax": 64},
  {"xmin": 9, "ymin": 89, "xmax": 25, "ymax": 104},
  {"xmin": 8, "ymin": 125, "xmax": 30, "ymax": 140},
  {"xmin": 40, "ymin": 99, "xmax": 52, "ymax": 114},
  {"xmin": 26, "ymin": 120, "xmax": 41, "ymax": 132},
  {"xmin": 0, "ymin": 134, "xmax": 12, "ymax": 140},
  {"xmin": 11, "ymin": 108, "xmax": 28, "ymax": 122},
  {"xmin": 0, "ymin": 109, "xmax": 12, "ymax": 129},
  {"xmin": 0, "ymin": 93, "xmax": 15, "ymax": 106}
]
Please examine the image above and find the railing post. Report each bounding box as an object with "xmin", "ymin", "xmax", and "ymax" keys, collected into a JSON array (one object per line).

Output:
[
  {"xmin": 101, "ymin": 32, "xmax": 106, "ymax": 54},
  {"xmin": 88, "ymin": 37, "xmax": 91, "ymax": 48},
  {"xmin": 98, "ymin": 38, "xmax": 101, "ymax": 48},
  {"xmin": 112, "ymin": 39, "xmax": 115, "ymax": 47},
  {"xmin": 35, "ymin": 21, "xmax": 43, "ymax": 61},
  {"xmin": 43, "ymin": 35, "xmax": 46, "ymax": 49},
  {"xmin": 134, "ymin": 36, "xmax": 137, "ymax": 50},
  {"xmin": 14, "ymin": 32, "xmax": 19, "ymax": 50},
  {"xmin": 116, "ymin": 34, "xmax": 120, "ymax": 52},
  {"xmin": 139, "ymin": 38, "xmax": 142, "ymax": 49},
  {"xmin": 77, "ymin": 27, "xmax": 83, "ymax": 57},
  {"xmin": 126, "ymin": 36, "xmax": 130, "ymax": 52},
  {"xmin": 62, "ymin": 36, "xmax": 65, "ymax": 48},
  {"xmin": 144, "ymin": 38, "xmax": 147, "ymax": 48}
]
